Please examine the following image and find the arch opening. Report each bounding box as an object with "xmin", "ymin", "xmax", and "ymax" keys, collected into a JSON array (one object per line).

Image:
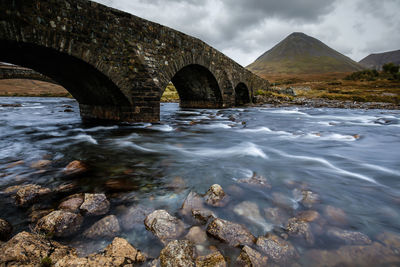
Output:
[
  {"xmin": 169, "ymin": 64, "xmax": 223, "ymax": 108},
  {"xmin": 0, "ymin": 41, "xmax": 130, "ymax": 106},
  {"xmin": 234, "ymin": 82, "xmax": 251, "ymax": 106}
]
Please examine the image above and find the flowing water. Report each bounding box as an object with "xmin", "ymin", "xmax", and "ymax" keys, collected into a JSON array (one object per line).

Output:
[{"xmin": 1, "ymin": 97, "xmax": 400, "ymax": 265}]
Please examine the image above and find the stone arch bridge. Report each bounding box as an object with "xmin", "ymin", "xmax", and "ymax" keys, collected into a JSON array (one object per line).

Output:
[{"xmin": 0, "ymin": 0, "xmax": 271, "ymax": 122}]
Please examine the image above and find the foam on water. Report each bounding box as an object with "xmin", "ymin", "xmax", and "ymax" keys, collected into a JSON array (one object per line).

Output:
[
  {"xmin": 116, "ymin": 141, "xmax": 158, "ymax": 153},
  {"xmin": 72, "ymin": 134, "xmax": 98, "ymax": 145},
  {"xmin": 84, "ymin": 125, "xmax": 119, "ymax": 132},
  {"xmin": 147, "ymin": 124, "xmax": 174, "ymax": 132}
]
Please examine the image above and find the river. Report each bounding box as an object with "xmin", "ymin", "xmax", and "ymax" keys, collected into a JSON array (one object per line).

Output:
[{"xmin": 1, "ymin": 97, "xmax": 400, "ymax": 265}]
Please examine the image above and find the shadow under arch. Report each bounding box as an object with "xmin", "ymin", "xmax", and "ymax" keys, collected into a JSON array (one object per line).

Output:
[
  {"xmin": 0, "ymin": 40, "xmax": 131, "ymax": 109},
  {"xmin": 234, "ymin": 82, "xmax": 251, "ymax": 105},
  {"xmin": 169, "ymin": 64, "xmax": 223, "ymax": 109}
]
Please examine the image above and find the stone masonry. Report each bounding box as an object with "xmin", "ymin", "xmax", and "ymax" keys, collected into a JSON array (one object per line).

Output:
[{"xmin": 0, "ymin": 0, "xmax": 272, "ymax": 122}]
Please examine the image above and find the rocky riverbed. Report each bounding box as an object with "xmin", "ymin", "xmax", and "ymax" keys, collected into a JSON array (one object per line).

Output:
[{"xmin": 1, "ymin": 161, "xmax": 400, "ymax": 266}]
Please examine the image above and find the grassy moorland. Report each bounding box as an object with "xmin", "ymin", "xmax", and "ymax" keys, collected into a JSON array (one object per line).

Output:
[{"xmin": 0, "ymin": 79, "xmax": 72, "ymax": 97}]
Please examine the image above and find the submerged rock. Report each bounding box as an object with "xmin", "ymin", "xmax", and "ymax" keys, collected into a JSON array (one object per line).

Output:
[
  {"xmin": 285, "ymin": 217, "xmax": 315, "ymax": 245},
  {"xmin": 185, "ymin": 226, "xmax": 208, "ymax": 244},
  {"xmin": 304, "ymin": 242, "xmax": 400, "ymax": 267},
  {"xmin": 181, "ymin": 191, "xmax": 204, "ymax": 216},
  {"xmin": 144, "ymin": 210, "xmax": 185, "ymax": 243},
  {"xmin": 272, "ymin": 192, "xmax": 298, "ymax": 211},
  {"xmin": 30, "ymin": 159, "xmax": 51, "ymax": 169},
  {"xmin": 324, "ymin": 205, "xmax": 347, "ymax": 225},
  {"xmin": 83, "ymin": 215, "xmax": 121, "ymax": 239},
  {"xmin": 204, "ymin": 184, "xmax": 229, "ymax": 207},
  {"xmin": 159, "ymin": 240, "xmax": 195, "ymax": 267},
  {"xmin": 206, "ymin": 218, "xmax": 256, "ymax": 247},
  {"xmin": 63, "ymin": 160, "xmax": 87, "ymax": 175},
  {"xmin": 326, "ymin": 228, "xmax": 372, "ymax": 245},
  {"xmin": 58, "ymin": 194, "xmax": 84, "ymax": 213},
  {"xmin": 237, "ymin": 172, "xmax": 272, "ymax": 189},
  {"xmin": 299, "ymin": 190, "xmax": 320, "ymax": 208},
  {"xmin": 295, "ymin": 210, "xmax": 320, "ymax": 222},
  {"xmin": 256, "ymin": 233, "xmax": 298, "ymax": 264},
  {"xmin": 35, "ymin": 210, "xmax": 83, "ymax": 237},
  {"xmin": 6, "ymin": 184, "xmax": 51, "ymax": 207},
  {"xmin": 0, "ymin": 218, "xmax": 12, "ymax": 241},
  {"xmin": 192, "ymin": 208, "xmax": 216, "ymax": 225},
  {"xmin": 196, "ymin": 251, "xmax": 226, "ymax": 267},
  {"xmin": 376, "ymin": 231, "xmax": 400, "ymax": 251},
  {"xmin": 264, "ymin": 207, "xmax": 289, "ymax": 226},
  {"xmin": 0, "ymin": 231, "xmax": 75, "ymax": 266},
  {"xmin": 233, "ymin": 201, "xmax": 272, "ymax": 232},
  {"xmin": 80, "ymin": 193, "xmax": 110, "ymax": 216},
  {"xmin": 119, "ymin": 205, "xmax": 153, "ymax": 231},
  {"xmin": 236, "ymin": 245, "xmax": 268, "ymax": 267}
]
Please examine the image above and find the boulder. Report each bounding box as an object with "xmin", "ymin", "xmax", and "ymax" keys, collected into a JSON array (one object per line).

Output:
[
  {"xmin": 0, "ymin": 218, "xmax": 12, "ymax": 241},
  {"xmin": 29, "ymin": 208, "xmax": 54, "ymax": 223},
  {"xmin": 35, "ymin": 210, "xmax": 83, "ymax": 237},
  {"xmin": 0, "ymin": 231, "xmax": 75, "ymax": 266},
  {"xmin": 285, "ymin": 217, "xmax": 315, "ymax": 245},
  {"xmin": 6, "ymin": 184, "xmax": 51, "ymax": 207},
  {"xmin": 191, "ymin": 209, "xmax": 216, "ymax": 224},
  {"xmin": 295, "ymin": 210, "xmax": 320, "ymax": 222},
  {"xmin": 204, "ymin": 184, "xmax": 229, "ymax": 207},
  {"xmin": 326, "ymin": 228, "xmax": 372, "ymax": 245},
  {"xmin": 119, "ymin": 205, "xmax": 153, "ymax": 231},
  {"xmin": 256, "ymin": 234, "xmax": 298, "ymax": 264},
  {"xmin": 83, "ymin": 215, "xmax": 121, "ymax": 239},
  {"xmin": 63, "ymin": 160, "xmax": 87, "ymax": 175},
  {"xmin": 196, "ymin": 251, "xmax": 226, "ymax": 267},
  {"xmin": 103, "ymin": 237, "xmax": 146, "ymax": 264},
  {"xmin": 181, "ymin": 191, "xmax": 204, "ymax": 216},
  {"xmin": 324, "ymin": 205, "xmax": 347, "ymax": 225},
  {"xmin": 159, "ymin": 240, "xmax": 195, "ymax": 267},
  {"xmin": 233, "ymin": 201, "xmax": 272, "ymax": 232},
  {"xmin": 206, "ymin": 218, "xmax": 255, "ymax": 247},
  {"xmin": 237, "ymin": 172, "xmax": 271, "ymax": 189},
  {"xmin": 144, "ymin": 210, "xmax": 185, "ymax": 243},
  {"xmin": 376, "ymin": 232, "xmax": 400, "ymax": 251},
  {"xmin": 58, "ymin": 194, "xmax": 84, "ymax": 213},
  {"xmin": 236, "ymin": 245, "xmax": 268, "ymax": 267},
  {"xmin": 185, "ymin": 226, "xmax": 207, "ymax": 244},
  {"xmin": 80, "ymin": 193, "xmax": 110, "ymax": 216}
]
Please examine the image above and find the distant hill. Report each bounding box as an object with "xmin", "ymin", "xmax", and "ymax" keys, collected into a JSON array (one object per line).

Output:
[
  {"xmin": 359, "ymin": 50, "xmax": 400, "ymax": 70},
  {"xmin": 247, "ymin": 32, "xmax": 364, "ymax": 77}
]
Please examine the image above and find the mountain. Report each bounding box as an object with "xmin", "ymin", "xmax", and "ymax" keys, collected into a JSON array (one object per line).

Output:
[
  {"xmin": 359, "ymin": 50, "xmax": 400, "ymax": 70},
  {"xmin": 247, "ymin": 32, "xmax": 364, "ymax": 77}
]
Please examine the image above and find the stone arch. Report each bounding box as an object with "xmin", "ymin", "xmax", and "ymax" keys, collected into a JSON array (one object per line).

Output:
[
  {"xmin": 234, "ymin": 82, "xmax": 251, "ymax": 106},
  {"xmin": 163, "ymin": 64, "xmax": 223, "ymax": 108},
  {"xmin": 0, "ymin": 41, "xmax": 130, "ymax": 106}
]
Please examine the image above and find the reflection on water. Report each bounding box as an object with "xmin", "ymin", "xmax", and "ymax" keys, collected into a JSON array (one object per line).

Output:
[{"xmin": 1, "ymin": 97, "xmax": 400, "ymax": 265}]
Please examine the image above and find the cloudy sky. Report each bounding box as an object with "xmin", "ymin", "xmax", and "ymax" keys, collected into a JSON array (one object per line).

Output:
[{"xmin": 94, "ymin": 0, "xmax": 400, "ymax": 67}]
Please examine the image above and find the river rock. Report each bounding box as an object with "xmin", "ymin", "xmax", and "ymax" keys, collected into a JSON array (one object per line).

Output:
[
  {"xmin": 103, "ymin": 237, "xmax": 146, "ymax": 264},
  {"xmin": 6, "ymin": 184, "xmax": 51, "ymax": 207},
  {"xmin": 264, "ymin": 207, "xmax": 289, "ymax": 226},
  {"xmin": 119, "ymin": 205, "xmax": 154, "ymax": 231},
  {"xmin": 144, "ymin": 210, "xmax": 185, "ymax": 243},
  {"xmin": 285, "ymin": 217, "xmax": 315, "ymax": 245},
  {"xmin": 29, "ymin": 208, "xmax": 54, "ymax": 223},
  {"xmin": 181, "ymin": 191, "xmax": 204, "ymax": 216},
  {"xmin": 304, "ymin": 242, "xmax": 400, "ymax": 267},
  {"xmin": 30, "ymin": 159, "xmax": 51, "ymax": 169},
  {"xmin": 299, "ymin": 190, "xmax": 320, "ymax": 208},
  {"xmin": 83, "ymin": 215, "xmax": 121, "ymax": 239},
  {"xmin": 326, "ymin": 228, "xmax": 372, "ymax": 245},
  {"xmin": 6, "ymin": 160, "xmax": 24, "ymax": 169},
  {"xmin": 256, "ymin": 233, "xmax": 298, "ymax": 264},
  {"xmin": 63, "ymin": 160, "xmax": 87, "ymax": 175},
  {"xmin": 185, "ymin": 226, "xmax": 208, "ymax": 244},
  {"xmin": 0, "ymin": 231, "xmax": 75, "ymax": 266},
  {"xmin": 204, "ymin": 184, "xmax": 229, "ymax": 207},
  {"xmin": 376, "ymin": 231, "xmax": 400, "ymax": 250},
  {"xmin": 191, "ymin": 209, "xmax": 216, "ymax": 224},
  {"xmin": 35, "ymin": 210, "xmax": 83, "ymax": 238},
  {"xmin": 206, "ymin": 218, "xmax": 256, "ymax": 247},
  {"xmin": 0, "ymin": 219, "xmax": 12, "ymax": 241},
  {"xmin": 272, "ymin": 192, "xmax": 297, "ymax": 211},
  {"xmin": 236, "ymin": 245, "xmax": 268, "ymax": 267},
  {"xmin": 196, "ymin": 251, "xmax": 226, "ymax": 267},
  {"xmin": 58, "ymin": 194, "xmax": 84, "ymax": 213},
  {"xmin": 324, "ymin": 205, "xmax": 347, "ymax": 225},
  {"xmin": 80, "ymin": 193, "xmax": 110, "ymax": 216},
  {"xmin": 159, "ymin": 240, "xmax": 195, "ymax": 267},
  {"xmin": 295, "ymin": 210, "xmax": 320, "ymax": 222},
  {"xmin": 237, "ymin": 172, "xmax": 271, "ymax": 189},
  {"xmin": 233, "ymin": 201, "xmax": 273, "ymax": 232}
]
